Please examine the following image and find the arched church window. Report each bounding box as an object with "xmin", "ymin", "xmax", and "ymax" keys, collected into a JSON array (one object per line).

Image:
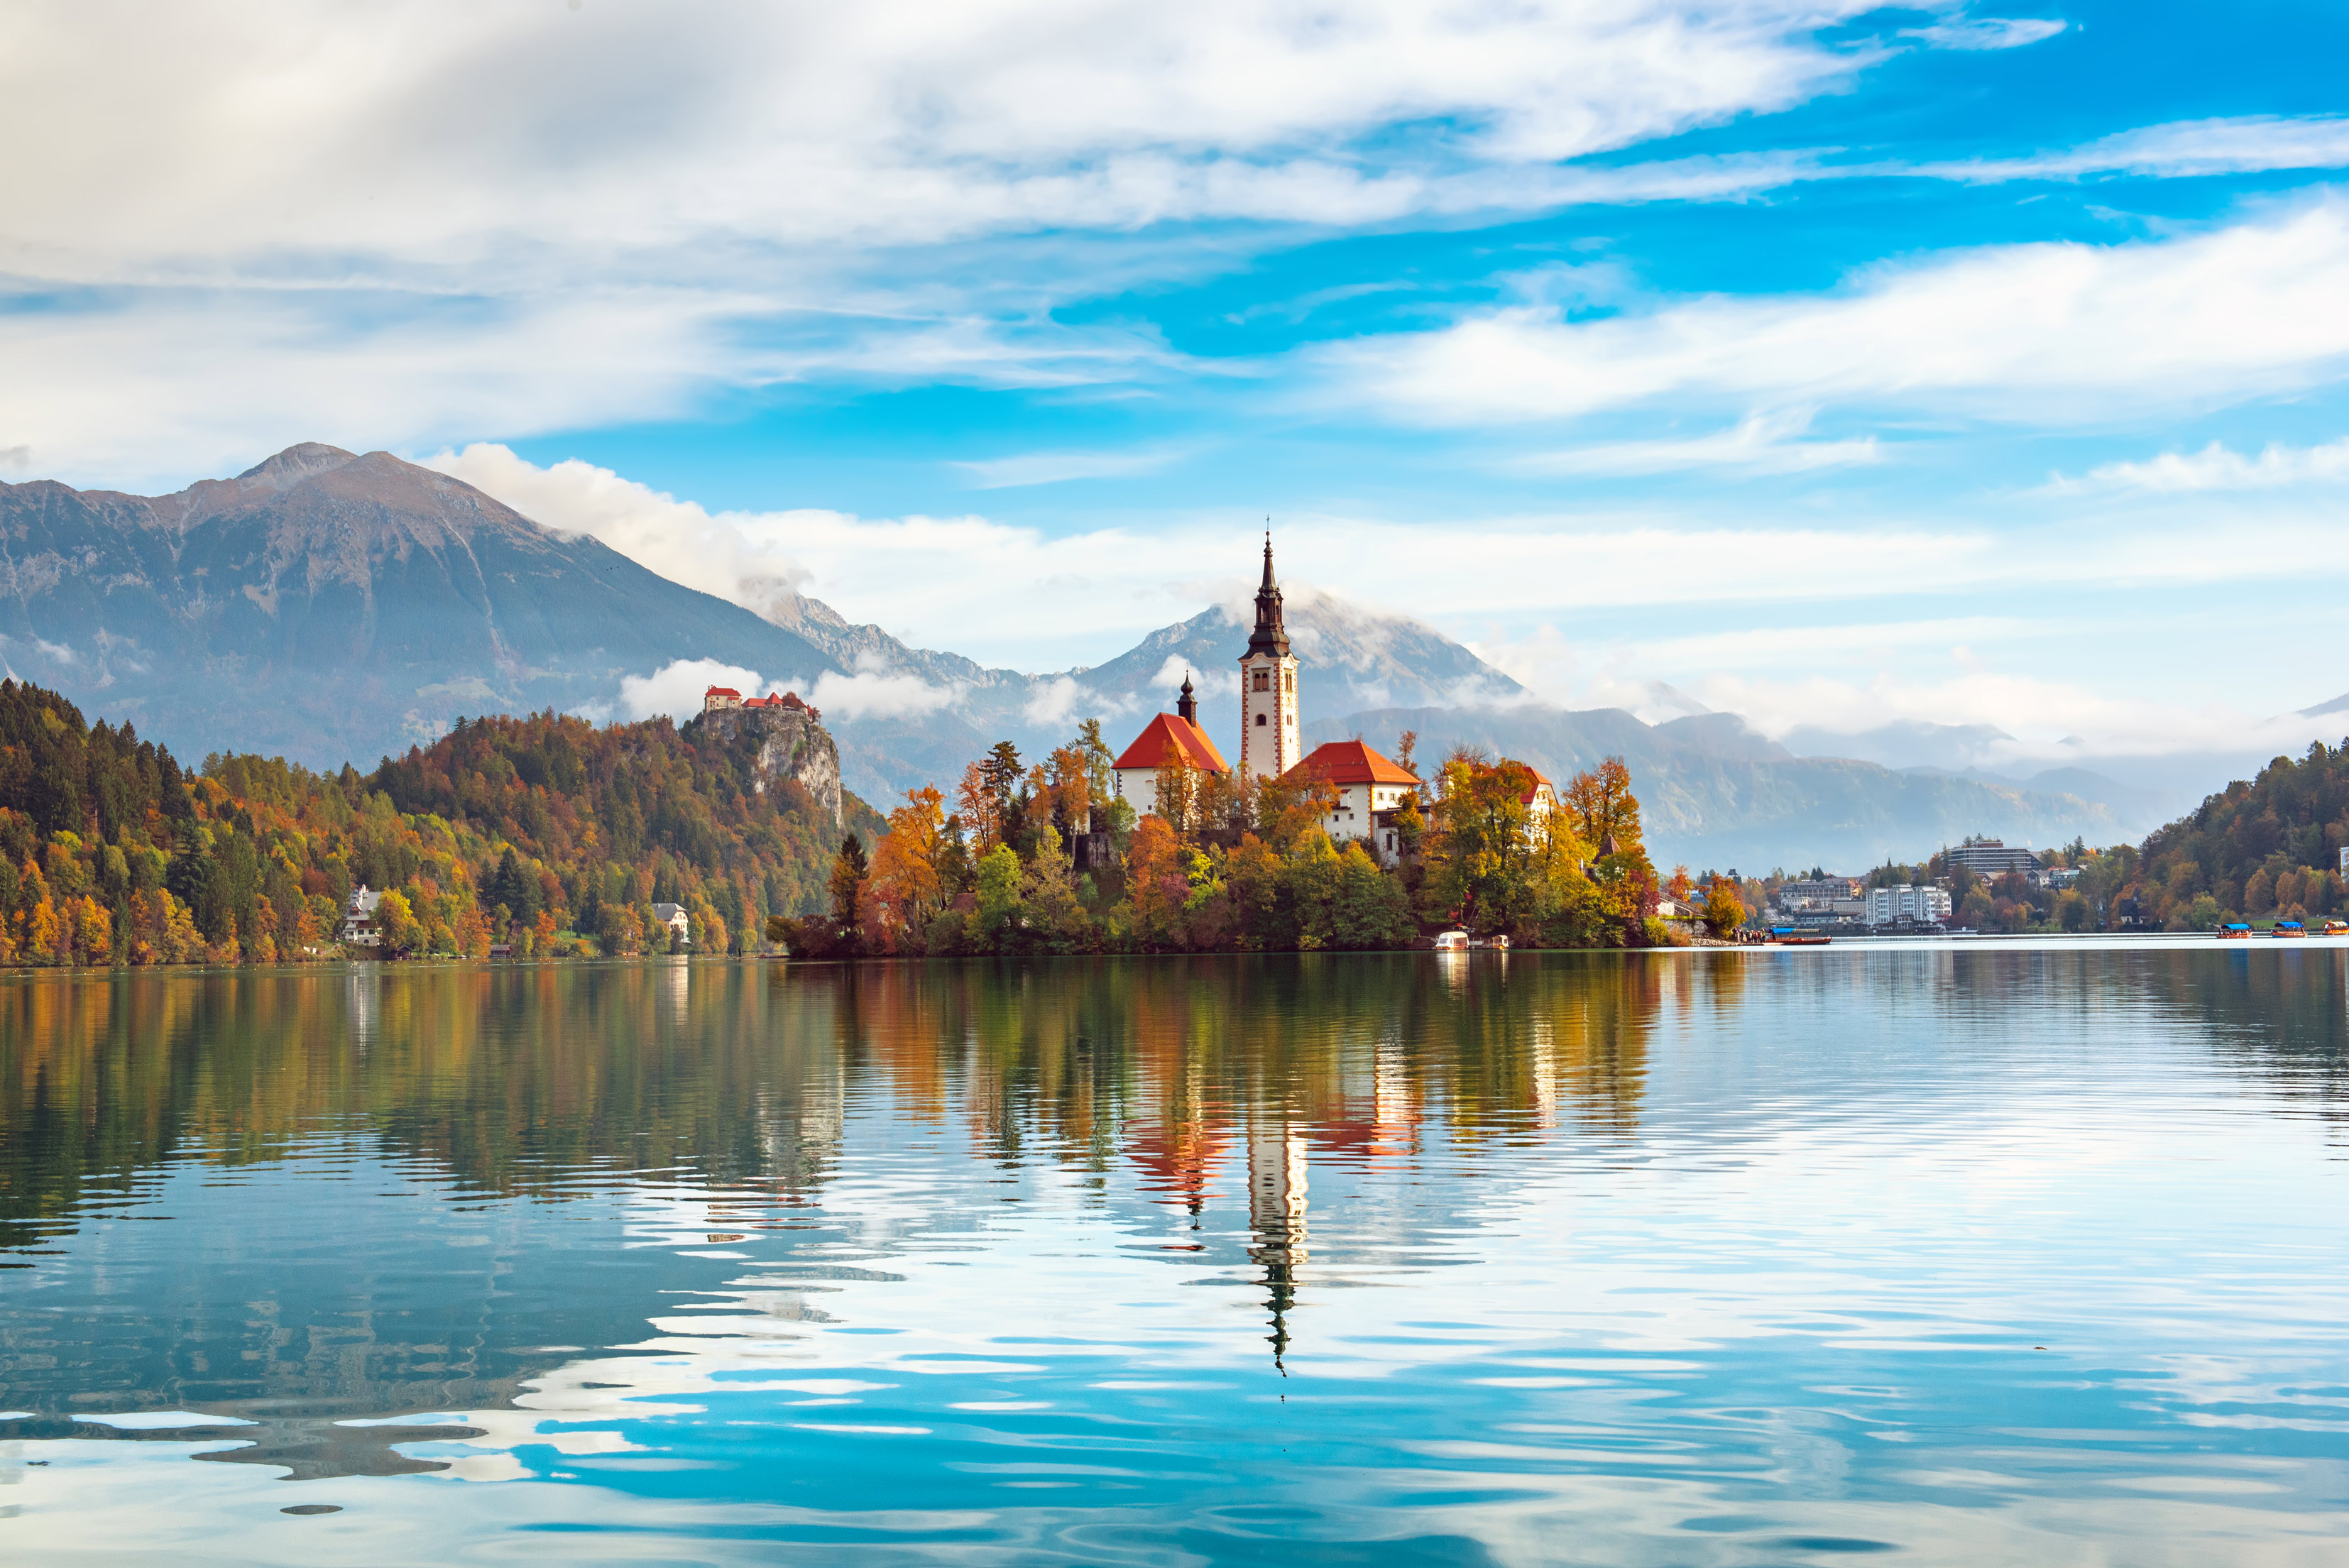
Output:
[
  {"xmin": 1253, "ymin": 671, "xmax": 1269, "ymax": 691},
  {"xmin": 1256, "ymin": 713, "xmax": 1266, "ymax": 725},
  {"xmin": 1284, "ymin": 671, "xmax": 1296, "ymax": 691}
]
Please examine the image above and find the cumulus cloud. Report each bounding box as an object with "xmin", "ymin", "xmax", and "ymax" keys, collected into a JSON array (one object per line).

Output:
[
  {"xmin": 1022, "ymin": 675, "xmax": 1107, "ymax": 728},
  {"xmin": 808, "ymin": 661, "xmax": 962, "ymax": 720},
  {"xmin": 618, "ymin": 659, "xmax": 774, "ymax": 725},
  {"xmin": 428, "ymin": 442, "xmax": 818, "ymax": 624},
  {"xmin": 2061, "ymin": 436, "xmax": 2349, "ymax": 493},
  {"xmin": 1328, "ymin": 199, "xmax": 2349, "ymax": 429},
  {"xmin": 615, "ymin": 654, "xmax": 956, "ymax": 727}
]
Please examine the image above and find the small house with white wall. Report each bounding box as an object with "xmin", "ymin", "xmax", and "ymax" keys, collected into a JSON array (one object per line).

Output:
[{"xmin": 1288, "ymin": 740, "xmax": 1422, "ymax": 858}]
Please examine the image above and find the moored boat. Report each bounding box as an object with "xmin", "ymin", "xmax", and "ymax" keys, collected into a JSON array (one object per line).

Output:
[
  {"xmin": 2274, "ymin": 920, "xmax": 2306, "ymax": 937},
  {"xmin": 2219, "ymin": 923, "xmax": 2254, "ymax": 939},
  {"xmin": 1767, "ymin": 926, "xmax": 1831, "ymax": 946}
]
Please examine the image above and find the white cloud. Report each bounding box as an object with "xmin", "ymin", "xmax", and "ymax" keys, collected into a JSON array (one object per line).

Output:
[
  {"xmin": 808, "ymin": 660, "xmax": 962, "ymax": 720},
  {"xmin": 617, "ymin": 659, "xmax": 775, "ymax": 725},
  {"xmin": 427, "ymin": 442, "xmax": 818, "ymax": 625},
  {"xmin": 1922, "ymin": 116, "xmax": 2349, "ymax": 183},
  {"xmin": 1516, "ymin": 408, "xmax": 1882, "ymax": 475},
  {"xmin": 1022, "ymin": 675, "xmax": 1108, "ymax": 728},
  {"xmin": 1329, "ymin": 199, "xmax": 2349, "ymax": 429},
  {"xmin": 0, "ymin": 1, "xmax": 1902, "ymax": 481},
  {"xmin": 0, "ymin": 3, "xmax": 1880, "ymax": 274},
  {"xmin": 1902, "ymin": 17, "xmax": 2067, "ymax": 52},
  {"xmin": 2063, "ymin": 436, "xmax": 2349, "ymax": 493},
  {"xmin": 432, "ymin": 445, "xmax": 2349, "ymax": 681}
]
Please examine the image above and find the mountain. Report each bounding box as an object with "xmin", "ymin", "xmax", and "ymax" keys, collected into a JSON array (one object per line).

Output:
[
  {"xmin": 0, "ymin": 445, "xmax": 846, "ymax": 765},
  {"xmin": 1305, "ymin": 704, "xmax": 2135, "ymax": 872},
  {"xmin": 786, "ymin": 587, "xmax": 1524, "ymax": 804},
  {"xmin": 0, "ymin": 442, "xmax": 2233, "ymax": 865}
]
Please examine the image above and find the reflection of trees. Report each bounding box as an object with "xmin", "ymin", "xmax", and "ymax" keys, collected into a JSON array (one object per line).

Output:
[
  {"xmin": 0, "ymin": 954, "xmax": 1680, "ymax": 1449},
  {"xmin": 2128, "ymin": 948, "xmax": 2349, "ymax": 1119}
]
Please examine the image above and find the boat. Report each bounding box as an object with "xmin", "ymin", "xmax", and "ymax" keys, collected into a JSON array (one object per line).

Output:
[
  {"xmin": 1766, "ymin": 926, "xmax": 1831, "ymax": 946},
  {"xmin": 2273, "ymin": 920, "xmax": 2306, "ymax": 938},
  {"xmin": 2326, "ymin": 920, "xmax": 2348, "ymax": 935},
  {"xmin": 1433, "ymin": 929, "xmax": 1470, "ymax": 951},
  {"xmin": 2218, "ymin": 923, "xmax": 2253, "ymax": 939}
]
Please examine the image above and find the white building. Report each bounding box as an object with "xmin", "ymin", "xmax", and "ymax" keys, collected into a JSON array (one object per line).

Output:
[
  {"xmin": 1110, "ymin": 674, "xmax": 1230, "ymax": 818},
  {"xmin": 1867, "ymin": 884, "xmax": 1953, "ymax": 926},
  {"xmin": 1237, "ymin": 537, "xmax": 1300, "ymax": 784},
  {"xmin": 650, "ymin": 902, "xmax": 691, "ymax": 943},
  {"xmin": 1289, "ymin": 740, "xmax": 1421, "ymax": 856},
  {"xmin": 339, "ymin": 884, "xmax": 383, "ymax": 946}
]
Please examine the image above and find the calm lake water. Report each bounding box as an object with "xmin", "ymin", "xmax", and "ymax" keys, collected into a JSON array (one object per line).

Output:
[{"xmin": 2, "ymin": 944, "xmax": 2346, "ymax": 1564}]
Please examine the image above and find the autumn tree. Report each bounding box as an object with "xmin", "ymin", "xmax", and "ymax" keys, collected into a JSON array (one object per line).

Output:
[
  {"xmin": 1151, "ymin": 752, "xmax": 1199, "ymax": 837},
  {"xmin": 864, "ymin": 787, "xmax": 949, "ymax": 950},
  {"xmin": 829, "ymin": 832, "xmax": 869, "ymax": 931},
  {"xmin": 1563, "ymin": 757, "xmax": 1643, "ymax": 859},
  {"xmin": 1703, "ymin": 877, "xmax": 1746, "ymax": 937}
]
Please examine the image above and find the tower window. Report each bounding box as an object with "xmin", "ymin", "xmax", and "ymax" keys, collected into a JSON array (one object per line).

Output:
[
  {"xmin": 1256, "ymin": 713, "xmax": 1266, "ymax": 726},
  {"xmin": 1253, "ymin": 671, "xmax": 1269, "ymax": 691},
  {"xmin": 1284, "ymin": 671, "xmax": 1295, "ymax": 692}
]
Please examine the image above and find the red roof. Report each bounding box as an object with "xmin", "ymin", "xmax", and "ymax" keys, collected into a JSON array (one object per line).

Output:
[
  {"xmin": 1114, "ymin": 713, "xmax": 1229, "ymax": 774},
  {"xmin": 1518, "ymin": 765, "xmax": 1555, "ymax": 806},
  {"xmin": 704, "ymin": 685, "xmax": 741, "ymax": 698},
  {"xmin": 1288, "ymin": 740, "xmax": 1420, "ymax": 788}
]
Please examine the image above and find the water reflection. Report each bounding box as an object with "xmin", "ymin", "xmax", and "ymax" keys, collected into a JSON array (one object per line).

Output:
[{"xmin": 0, "ymin": 946, "xmax": 2345, "ymax": 1562}]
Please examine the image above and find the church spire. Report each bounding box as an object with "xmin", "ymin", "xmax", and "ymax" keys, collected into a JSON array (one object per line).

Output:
[
  {"xmin": 1176, "ymin": 669, "xmax": 1197, "ymax": 724},
  {"xmin": 1247, "ymin": 529, "xmax": 1290, "ymax": 658}
]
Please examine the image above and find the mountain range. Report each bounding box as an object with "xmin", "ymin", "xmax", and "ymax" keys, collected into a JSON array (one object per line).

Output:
[{"xmin": 0, "ymin": 443, "xmax": 2257, "ymax": 870}]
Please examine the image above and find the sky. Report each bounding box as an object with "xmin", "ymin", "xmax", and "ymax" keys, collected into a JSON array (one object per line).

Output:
[{"xmin": 4, "ymin": 0, "xmax": 2348, "ymax": 765}]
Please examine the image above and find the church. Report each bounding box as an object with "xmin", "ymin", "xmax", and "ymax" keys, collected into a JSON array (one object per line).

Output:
[{"xmin": 1111, "ymin": 538, "xmax": 1424, "ymax": 857}]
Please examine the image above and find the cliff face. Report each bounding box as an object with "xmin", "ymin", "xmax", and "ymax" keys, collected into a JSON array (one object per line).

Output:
[{"xmin": 690, "ymin": 705, "xmax": 844, "ymax": 828}]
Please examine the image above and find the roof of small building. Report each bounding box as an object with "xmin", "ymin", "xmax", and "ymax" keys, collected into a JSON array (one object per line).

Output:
[
  {"xmin": 1518, "ymin": 765, "xmax": 1555, "ymax": 806},
  {"xmin": 704, "ymin": 685, "xmax": 741, "ymax": 698},
  {"xmin": 1113, "ymin": 713, "xmax": 1230, "ymax": 774},
  {"xmin": 1288, "ymin": 740, "xmax": 1420, "ymax": 788}
]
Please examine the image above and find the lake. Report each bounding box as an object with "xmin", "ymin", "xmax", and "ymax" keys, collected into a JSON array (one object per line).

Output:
[{"xmin": 2, "ymin": 943, "xmax": 2346, "ymax": 1564}]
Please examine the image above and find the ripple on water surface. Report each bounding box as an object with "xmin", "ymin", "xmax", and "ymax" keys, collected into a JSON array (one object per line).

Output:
[{"xmin": 1, "ymin": 947, "xmax": 2346, "ymax": 1564}]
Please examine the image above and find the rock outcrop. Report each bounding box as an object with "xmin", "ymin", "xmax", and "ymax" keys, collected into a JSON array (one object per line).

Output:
[{"xmin": 690, "ymin": 703, "xmax": 843, "ymax": 828}]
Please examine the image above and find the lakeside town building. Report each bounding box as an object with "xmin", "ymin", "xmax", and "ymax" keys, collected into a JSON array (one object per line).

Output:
[
  {"xmin": 1867, "ymin": 884, "xmax": 1954, "ymax": 926},
  {"xmin": 339, "ymin": 884, "xmax": 383, "ymax": 946},
  {"xmin": 1946, "ymin": 840, "xmax": 2042, "ymax": 878}
]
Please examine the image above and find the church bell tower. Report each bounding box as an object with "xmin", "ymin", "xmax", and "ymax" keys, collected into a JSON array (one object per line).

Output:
[{"xmin": 1239, "ymin": 534, "xmax": 1299, "ymax": 784}]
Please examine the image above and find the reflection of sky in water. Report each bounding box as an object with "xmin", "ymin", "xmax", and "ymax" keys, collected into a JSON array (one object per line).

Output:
[{"xmin": 2, "ymin": 947, "xmax": 2347, "ymax": 1564}]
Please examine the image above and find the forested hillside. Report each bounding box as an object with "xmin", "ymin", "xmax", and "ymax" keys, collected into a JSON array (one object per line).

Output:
[
  {"xmin": 0, "ymin": 679, "xmax": 882, "ymax": 964},
  {"xmin": 2121, "ymin": 740, "xmax": 2349, "ymax": 927}
]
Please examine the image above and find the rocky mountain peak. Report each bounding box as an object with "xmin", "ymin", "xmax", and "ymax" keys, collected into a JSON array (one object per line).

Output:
[{"xmin": 234, "ymin": 443, "xmax": 360, "ymax": 489}]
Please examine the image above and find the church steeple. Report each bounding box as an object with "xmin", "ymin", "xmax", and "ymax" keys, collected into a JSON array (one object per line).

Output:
[
  {"xmin": 1176, "ymin": 670, "xmax": 1197, "ymax": 724},
  {"xmin": 1247, "ymin": 532, "xmax": 1290, "ymax": 658}
]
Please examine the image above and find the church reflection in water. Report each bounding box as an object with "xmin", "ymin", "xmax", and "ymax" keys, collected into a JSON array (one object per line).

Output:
[{"xmin": 4, "ymin": 946, "xmax": 2341, "ymax": 1470}]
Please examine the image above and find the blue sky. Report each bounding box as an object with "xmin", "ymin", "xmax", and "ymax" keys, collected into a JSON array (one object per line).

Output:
[{"xmin": 4, "ymin": 1, "xmax": 2348, "ymax": 764}]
